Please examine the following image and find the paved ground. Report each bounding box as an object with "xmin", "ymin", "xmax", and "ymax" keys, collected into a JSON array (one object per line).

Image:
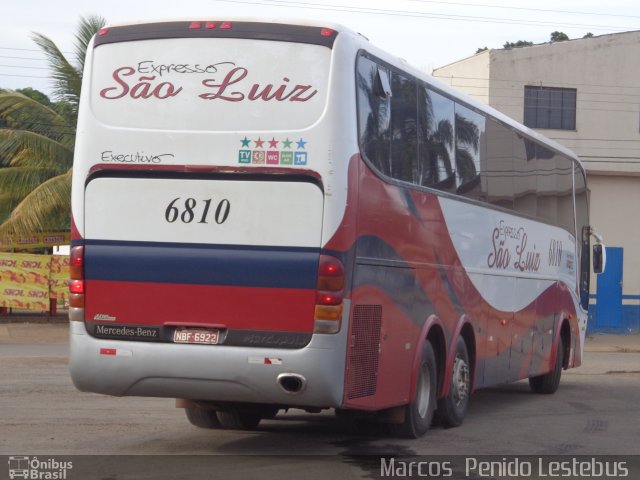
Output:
[{"xmin": 1, "ymin": 319, "xmax": 639, "ymax": 479}]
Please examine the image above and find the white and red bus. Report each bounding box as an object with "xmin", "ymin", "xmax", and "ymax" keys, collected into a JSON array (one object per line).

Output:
[{"xmin": 69, "ymin": 19, "xmax": 604, "ymax": 437}]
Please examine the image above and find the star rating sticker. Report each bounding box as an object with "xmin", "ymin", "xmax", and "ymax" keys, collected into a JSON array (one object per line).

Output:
[
  {"xmin": 296, "ymin": 138, "xmax": 307, "ymax": 149},
  {"xmin": 254, "ymin": 138, "xmax": 265, "ymax": 148},
  {"xmin": 240, "ymin": 136, "xmax": 251, "ymax": 148},
  {"xmin": 282, "ymin": 138, "xmax": 293, "ymax": 149},
  {"xmin": 268, "ymin": 138, "xmax": 279, "ymax": 149}
]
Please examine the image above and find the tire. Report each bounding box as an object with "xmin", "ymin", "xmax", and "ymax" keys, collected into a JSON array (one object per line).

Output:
[
  {"xmin": 390, "ymin": 341, "xmax": 438, "ymax": 438},
  {"xmin": 529, "ymin": 339, "xmax": 564, "ymax": 394},
  {"xmin": 216, "ymin": 408, "xmax": 262, "ymax": 430},
  {"xmin": 185, "ymin": 406, "xmax": 221, "ymax": 429},
  {"xmin": 436, "ymin": 336, "xmax": 471, "ymax": 428},
  {"xmin": 259, "ymin": 406, "xmax": 280, "ymax": 420}
]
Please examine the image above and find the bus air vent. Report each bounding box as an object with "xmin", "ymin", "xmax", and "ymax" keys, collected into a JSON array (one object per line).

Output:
[{"xmin": 346, "ymin": 304, "xmax": 382, "ymax": 399}]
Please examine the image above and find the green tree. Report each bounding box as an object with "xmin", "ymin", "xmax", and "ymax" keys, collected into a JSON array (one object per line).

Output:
[
  {"xmin": 583, "ymin": 32, "xmax": 594, "ymax": 38},
  {"xmin": 476, "ymin": 47, "xmax": 488, "ymax": 54},
  {"xmin": 0, "ymin": 15, "xmax": 105, "ymax": 235},
  {"xmin": 503, "ymin": 40, "xmax": 533, "ymax": 49},
  {"xmin": 550, "ymin": 31, "xmax": 569, "ymax": 42}
]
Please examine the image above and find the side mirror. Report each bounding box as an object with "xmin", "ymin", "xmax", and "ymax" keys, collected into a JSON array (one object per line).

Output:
[{"xmin": 593, "ymin": 244, "xmax": 606, "ymax": 274}]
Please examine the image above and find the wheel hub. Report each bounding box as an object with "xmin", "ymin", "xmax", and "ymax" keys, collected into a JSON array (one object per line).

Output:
[{"xmin": 451, "ymin": 353, "xmax": 469, "ymax": 407}]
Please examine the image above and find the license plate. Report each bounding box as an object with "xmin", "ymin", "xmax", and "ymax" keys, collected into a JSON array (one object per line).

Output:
[{"xmin": 173, "ymin": 328, "xmax": 220, "ymax": 345}]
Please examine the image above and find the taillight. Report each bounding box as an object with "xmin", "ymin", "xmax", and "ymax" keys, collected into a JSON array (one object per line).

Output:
[
  {"xmin": 314, "ymin": 255, "xmax": 345, "ymax": 334},
  {"xmin": 69, "ymin": 246, "xmax": 85, "ymax": 310}
]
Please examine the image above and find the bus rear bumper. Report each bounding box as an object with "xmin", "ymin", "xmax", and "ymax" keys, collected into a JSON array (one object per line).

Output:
[{"xmin": 68, "ymin": 318, "xmax": 348, "ymax": 409}]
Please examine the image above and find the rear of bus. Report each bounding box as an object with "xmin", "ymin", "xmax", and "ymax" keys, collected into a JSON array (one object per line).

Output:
[{"xmin": 69, "ymin": 21, "xmax": 356, "ymax": 412}]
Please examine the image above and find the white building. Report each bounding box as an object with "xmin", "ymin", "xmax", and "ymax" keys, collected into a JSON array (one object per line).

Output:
[{"xmin": 433, "ymin": 31, "xmax": 640, "ymax": 333}]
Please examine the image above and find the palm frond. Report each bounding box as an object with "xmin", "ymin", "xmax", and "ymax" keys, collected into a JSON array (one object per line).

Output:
[
  {"xmin": 0, "ymin": 128, "xmax": 73, "ymax": 169},
  {"xmin": 31, "ymin": 32, "xmax": 82, "ymax": 112},
  {"xmin": 0, "ymin": 170, "xmax": 72, "ymax": 235},
  {"xmin": 0, "ymin": 90, "xmax": 66, "ymax": 126},
  {"xmin": 75, "ymin": 15, "xmax": 107, "ymax": 71},
  {"xmin": 0, "ymin": 166, "xmax": 64, "ymax": 200}
]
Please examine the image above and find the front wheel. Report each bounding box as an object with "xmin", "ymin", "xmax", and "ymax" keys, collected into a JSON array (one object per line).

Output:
[
  {"xmin": 436, "ymin": 336, "xmax": 471, "ymax": 428},
  {"xmin": 390, "ymin": 340, "xmax": 438, "ymax": 438},
  {"xmin": 529, "ymin": 339, "xmax": 564, "ymax": 394}
]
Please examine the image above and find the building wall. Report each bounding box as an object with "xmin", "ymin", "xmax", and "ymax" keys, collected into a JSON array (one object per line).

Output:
[
  {"xmin": 431, "ymin": 50, "xmax": 491, "ymax": 105},
  {"xmin": 433, "ymin": 32, "xmax": 640, "ymax": 332}
]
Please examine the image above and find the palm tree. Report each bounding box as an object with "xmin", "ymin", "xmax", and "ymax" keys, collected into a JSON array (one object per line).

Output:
[{"xmin": 0, "ymin": 15, "xmax": 105, "ymax": 235}]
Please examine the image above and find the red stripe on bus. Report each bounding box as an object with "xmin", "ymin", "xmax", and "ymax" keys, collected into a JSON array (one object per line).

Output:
[{"xmin": 85, "ymin": 280, "xmax": 316, "ymax": 332}]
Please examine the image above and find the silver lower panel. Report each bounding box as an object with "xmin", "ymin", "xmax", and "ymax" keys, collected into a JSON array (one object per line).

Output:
[{"xmin": 68, "ymin": 303, "xmax": 349, "ymax": 408}]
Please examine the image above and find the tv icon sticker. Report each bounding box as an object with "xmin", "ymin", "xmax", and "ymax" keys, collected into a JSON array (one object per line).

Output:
[
  {"xmin": 238, "ymin": 150, "xmax": 251, "ymax": 164},
  {"xmin": 294, "ymin": 152, "xmax": 308, "ymax": 165}
]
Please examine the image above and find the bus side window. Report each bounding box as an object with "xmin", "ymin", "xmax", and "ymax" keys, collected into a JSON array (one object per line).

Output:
[
  {"xmin": 485, "ymin": 119, "xmax": 514, "ymax": 209},
  {"xmin": 356, "ymin": 56, "xmax": 391, "ymax": 176},
  {"xmin": 418, "ymin": 86, "xmax": 455, "ymax": 190},
  {"xmin": 390, "ymin": 72, "xmax": 418, "ymax": 183},
  {"xmin": 513, "ymin": 134, "xmax": 537, "ymax": 217},
  {"xmin": 576, "ymin": 170, "xmax": 590, "ymax": 310},
  {"xmin": 556, "ymin": 154, "xmax": 574, "ymax": 234},
  {"xmin": 536, "ymin": 144, "xmax": 558, "ymax": 226},
  {"xmin": 454, "ymin": 104, "xmax": 485, "ymax": 200}
]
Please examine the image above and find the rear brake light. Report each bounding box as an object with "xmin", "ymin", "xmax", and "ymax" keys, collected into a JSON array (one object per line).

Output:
[
  {"xmin": 69, "ymin": 280, "xmax": 84, "ymax": 294},
  {"xmin": 69, "ymin": 246, "xmax": 85, "ymax": 313},
  {"xmin": 70, "ymin": 245, "xmax": 83, "ymax": 279},
  {"xmin": 205, "ymin": 22, "xmax": 217, "ymax": 29},
  {"xmin": 98, "ymin": 28, "xmax": 109, "ymax": 36},
  {"xmin": 189, "ymin": 21, "xmax": 202, "ymax": 29},
  {"xmin": 320, "ymin": 28, "xmax": 334, "ymax": 37},
  {"xmin": 220, "ymin": 21, "xmax": 233, "ymax": 30},
  {"xmin": 314, "ymin": 255, "xmax": 345, "ymax": 334}
]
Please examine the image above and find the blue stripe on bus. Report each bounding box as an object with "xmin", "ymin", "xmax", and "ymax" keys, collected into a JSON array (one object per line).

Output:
[{"xmin": 84, "ymin": 240, "xmax": 320, "ymax": 289}]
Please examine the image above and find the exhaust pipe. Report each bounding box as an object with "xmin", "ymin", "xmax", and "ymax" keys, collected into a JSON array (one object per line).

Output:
[{"xmin": 277, "ymin": 373, "xmax": 307, "ymax": 394}]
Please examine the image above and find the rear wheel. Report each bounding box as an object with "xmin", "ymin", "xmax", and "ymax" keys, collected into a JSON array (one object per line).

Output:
[
  {"xmin": 390, "ymin": 341, "xmax": 438, "ymax": 438},
  {"xmin": 436, "ymin": 336, "xmax": 470, "ymax": 428},
  {"xmin": 216, "ymin": 409, "xmax": 262, "ymax": 430},
  {"xmin": 216, "ymin": 404, "xmax": 279, "ymax": 430},
  {"xmin": 185, "ymin": 406, "xmax": 221, "ymax": 429},
  {"xmin": 529, "ymin": 339, "xmax": 564, "ymax": 394}
]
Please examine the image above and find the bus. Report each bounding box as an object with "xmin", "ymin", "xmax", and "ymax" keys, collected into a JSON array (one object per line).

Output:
[{"xmin": 69, "ymin": 19, "xmax": 605, "ymax": 438}]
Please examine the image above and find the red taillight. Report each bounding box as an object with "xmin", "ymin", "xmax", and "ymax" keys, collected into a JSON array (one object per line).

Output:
[
  {"xmin": 314, "ymin": 255, "xmax": 345, "ymax": 334},
  {"xmin": 220, "ymin": 21, "xmax": 233, "ymax": 30},
  {"xmin": 316, "ymin": 291, "xmax": 342, "ymax": 306},
  {"xmin": 189, "ymin": 21, "xmax": 202, "ymax": 29},
  {"xmin": 69, "ymin": 280, "xmax": 84, "ymax": 294},
  {"xmin": 205, "ymin": 22, "xmax": 217, "ymax": 29},
  {"xmin": 69, "ymin": 246, "xmax": 85, "ymax": 311},
  {"xmin": 98, "ymin": 28, "xmax": 109, "ymax": 36},
  {"xmin": 317, "ymin": 255, "xmax": 344, "ymax": 291},
  {"xmin": 320, "ymin": 28, "xmax": 334, "ymax": 37},
  {"xmin": 70, "ymin": 245, "xmax": 83, "ymax": 279}
]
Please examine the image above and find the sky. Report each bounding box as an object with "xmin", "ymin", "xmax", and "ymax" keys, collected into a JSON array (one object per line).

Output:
[{"xmin": 1, "ymin": 0, "xmax": 640, "ymax": 98}]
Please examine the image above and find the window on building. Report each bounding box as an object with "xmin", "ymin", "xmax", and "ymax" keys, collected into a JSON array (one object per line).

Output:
[{"xmin": 523, "ymin": 86, "xmax": 576, "ymax": 130}]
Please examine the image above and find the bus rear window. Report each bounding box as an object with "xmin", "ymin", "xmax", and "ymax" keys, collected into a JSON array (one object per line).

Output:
[{"xmin": 90, "ymin": 38, "xmax": 330, "ymax": 131}]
